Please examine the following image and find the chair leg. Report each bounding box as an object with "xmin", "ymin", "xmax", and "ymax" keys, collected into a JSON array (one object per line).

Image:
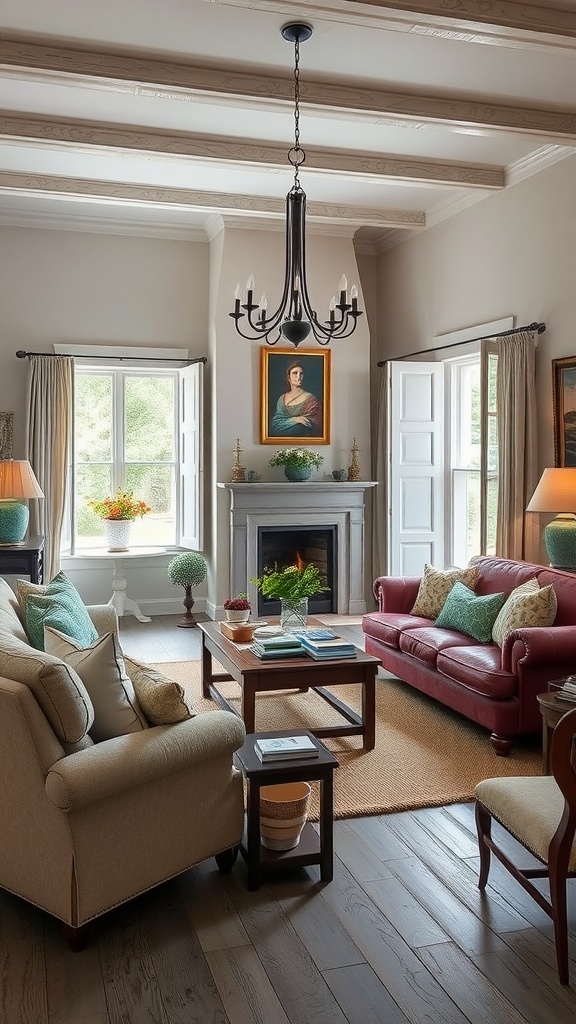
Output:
[
  {"xmin": 549, "ymin": 854, "xmax": 570, "ymax": 984},
  {"xmin": 475, "ymin": 801, "xmax": 492, "ymax": 889},
  {"xmin": 215, "ymin": 844, "xmax": 239, "ymax": 873},
  {"xmin": 62, "ymin": 922, "xmax": 88, "ymax": 951}
]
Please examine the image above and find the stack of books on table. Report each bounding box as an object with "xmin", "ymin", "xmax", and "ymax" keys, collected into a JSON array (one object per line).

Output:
[
  {"xmin": 554, "ymin": 678, "xmax": 576, "ymax": 703},
  {"xmin": 254, "ymin": 734, "xmax": 319, "ymax": 761},
  {"xmin": 249, "ymin": 634, "xmax": 305, "ymax": 660},
  {"xmin": 294, "ymin": 629, "xmax": 357, "ymax": 660}
]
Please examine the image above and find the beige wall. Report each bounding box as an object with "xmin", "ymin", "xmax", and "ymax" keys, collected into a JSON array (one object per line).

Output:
[
  {"xmin": 0, "ymin": 219, "xmax": 374, "ymax": 612},
  {"xmin": 376, "ymin": 152, "xmax": 576, "ymax": 470}
]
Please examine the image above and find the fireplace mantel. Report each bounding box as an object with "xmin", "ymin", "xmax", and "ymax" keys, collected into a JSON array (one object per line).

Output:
[{"xmin": 218, "ymin": 481, "xmax": 377, "ymax": 615}]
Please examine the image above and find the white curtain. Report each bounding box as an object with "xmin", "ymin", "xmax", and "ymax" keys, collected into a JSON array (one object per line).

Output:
[
  {"xmin": 371, "ymin": 368, "xmax": 388, "ymax": 585},
  {"xmin": 495, "ymin": 331, "xmax": 539, "ymax": 561},
  {"xmin": 26, "ymin": 355, "xmax": 74, "ymax": 581}
]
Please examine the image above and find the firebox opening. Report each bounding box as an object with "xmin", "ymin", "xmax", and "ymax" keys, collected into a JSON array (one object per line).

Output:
[{"xmin": 256, "ymin": 526, "xmax": 337, "ymax": 617}]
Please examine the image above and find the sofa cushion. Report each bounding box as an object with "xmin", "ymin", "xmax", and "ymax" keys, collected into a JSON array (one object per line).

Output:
[
  {"xmin": 410, "ymin": 563, "xmax": 481, "ymax": 619},
  {"xmin": 491, "ymin": 578, "xmax": 540, "ymax": 646},
  {"xmin": 25, "ymin": 572, "xmax": 98, "ymax": 651},
  {"xmin": 434, "ymin": 582, "xmax": 505, "ymax": 643},
  {"xmin": 124, "ymin": 656, "xmax": 194, "ymax": 726},
  {"xmin": 491, "ymin": 582, "xmax": 557, "ymax": 648},
  {"xmin": 44, "ymin": 627, "xmax": 147, "ymax": 742},
  {"xmin": 399, "ymin": 626, "xmax": 473, "ymax": 666},
  {"xmin": 361, "ymin": 611, "xmax": 432, "ymax": 651},
  {"xmin": 437, "ymin": 645, "xmax": 517, "ymax": 699}
]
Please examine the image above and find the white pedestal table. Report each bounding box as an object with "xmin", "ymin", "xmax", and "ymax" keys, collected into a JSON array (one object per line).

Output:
[{"xmin": 80, "ymin": 547, "xmax": 168, "ymax": 623}]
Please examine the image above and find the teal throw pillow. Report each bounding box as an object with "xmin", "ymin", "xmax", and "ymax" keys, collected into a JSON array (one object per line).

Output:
[
  {"xmin": 25, "ymin": 571, "xmax": 98, "ymax": 651},
  {"xmin": 434, "ymin": 582, "xmax": 505, "ymax": 644}
]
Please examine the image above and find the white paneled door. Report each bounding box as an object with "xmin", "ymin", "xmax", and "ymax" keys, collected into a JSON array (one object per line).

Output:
[{"xmin": 387, "ymin": 362, "xmax": 445, "ymax": 576}]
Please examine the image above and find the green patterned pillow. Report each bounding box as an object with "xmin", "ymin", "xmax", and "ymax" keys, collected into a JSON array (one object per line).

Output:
[
  {"xmin": 434, "ymin": 582, "xmax": 505, "ymax": 643},
  {"xmin": 25, "ymin": 572, "xmax": 98, "ymax": 651}
]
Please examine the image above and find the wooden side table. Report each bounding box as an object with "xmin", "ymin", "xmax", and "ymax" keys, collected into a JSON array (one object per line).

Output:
[
  {"xmin": 537, "ymin": 688, "xmax": 575, "ymax": 773},
  {"xmin": 0, "ymin": 534, "xmax": 44, "ymax": 584},
  {"xmin": 234, "ymin": 730, "xmax": 339, "ymax": 891}
]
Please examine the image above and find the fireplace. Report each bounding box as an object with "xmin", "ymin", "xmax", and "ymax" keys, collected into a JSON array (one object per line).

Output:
[
  {"xmin": 218, "ymin": 480, "xmax": 377, "ymax": 617},
  {"xmin": 257, "ymin": 525, "xmax": 337, "ymax": 616}
]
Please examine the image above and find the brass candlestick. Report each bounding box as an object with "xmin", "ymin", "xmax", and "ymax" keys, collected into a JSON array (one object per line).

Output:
[
  {"xmin": 231, "ymin": 438, "xmax": 246, "ymax": 482},
  {"xmin": 348, "ymin": 438, "xmax": 361, "ymax": 481}
]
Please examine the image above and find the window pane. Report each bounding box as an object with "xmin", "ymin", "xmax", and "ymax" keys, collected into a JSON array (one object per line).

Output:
[
  {"xmin": 487, "ymin": 414, "xmax": 498, "ymax": 473},
  {"xmin": 126, "ymin": 464, "xmax": 176, "ymax": 546},
  {"xmin": 124, "ymin": 376, "xmax": 175, "ymax": 463},
  {"xmin": 77, "ymin": 465, "xmax": 113, "ymax": 546},
  {"xmin": 75, "ymin": 375, "xmax": 112, "ymax": 462}
]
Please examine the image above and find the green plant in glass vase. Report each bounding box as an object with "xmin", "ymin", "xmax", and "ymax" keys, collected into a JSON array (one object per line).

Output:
[{"xmin": 251, "ymin": 563, "xmax": 329, "ymax": 632}]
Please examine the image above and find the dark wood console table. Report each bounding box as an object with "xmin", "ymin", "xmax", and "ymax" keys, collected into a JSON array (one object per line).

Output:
[{"xmin": 0, "ymin": 535, "xmax": 44, "ymax": 584}]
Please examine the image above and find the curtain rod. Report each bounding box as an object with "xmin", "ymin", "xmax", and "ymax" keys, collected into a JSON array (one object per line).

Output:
[
  {"xmin": 15, "ymin": 350, "xmax": 207, "ymax": 365},
  {"xmin": 376, "ymin": 321, "xmax": 546, "ymax": 367}
]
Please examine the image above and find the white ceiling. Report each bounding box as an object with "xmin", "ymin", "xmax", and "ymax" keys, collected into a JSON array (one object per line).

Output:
[{"xmin": 1, "ymin": 0, "xmax": 576, "ymax": 249}]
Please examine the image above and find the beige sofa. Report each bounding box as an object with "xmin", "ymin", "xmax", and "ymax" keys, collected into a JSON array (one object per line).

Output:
[{"xmin": 0, "ymin": 577, "xmax": 245, "ymax": 945}]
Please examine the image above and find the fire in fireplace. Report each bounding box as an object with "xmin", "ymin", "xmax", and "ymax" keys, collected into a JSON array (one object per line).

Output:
[{"xmin": 257, "ymin": 525, "xmax": 337, "ymax": 616}]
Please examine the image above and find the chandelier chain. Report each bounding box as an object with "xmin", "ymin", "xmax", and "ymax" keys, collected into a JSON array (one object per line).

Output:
[{"xmin": 288, "ymin": 37, "xmax": 305, "ymax": 188}]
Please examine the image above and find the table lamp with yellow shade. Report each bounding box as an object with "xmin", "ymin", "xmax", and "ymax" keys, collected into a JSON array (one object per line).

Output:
[
  {"xmin": 526, "ymin": 467, "xmax": 576, "ymax": 569},
  {"xmin": 0, "ymin": 461, "xmax": 44, "ymax": 546}
]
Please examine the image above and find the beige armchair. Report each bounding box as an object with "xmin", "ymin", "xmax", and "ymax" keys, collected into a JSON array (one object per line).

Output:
[{"xmin": 0, "ymin": 579, "xmax": 246, "ymax": 947}]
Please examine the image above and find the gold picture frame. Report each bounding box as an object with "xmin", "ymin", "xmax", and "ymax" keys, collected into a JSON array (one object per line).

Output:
[
  {"xmin": 552, "ymin": 356, "xmax": 576, "ymax": 466},
  {"xmin": 260, "ymin": 348, "xmax": 331, "ymax": 445}
]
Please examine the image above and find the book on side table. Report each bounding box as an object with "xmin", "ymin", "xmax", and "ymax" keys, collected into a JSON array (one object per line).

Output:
[{"xmin": 254, "ymin": 735, "xmax": 319, "ymax": 761}]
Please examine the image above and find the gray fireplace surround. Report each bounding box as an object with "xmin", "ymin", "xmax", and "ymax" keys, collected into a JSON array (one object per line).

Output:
[{"xmin": 218, "ymin": 482, "xmax": 377, "ymax": 615}]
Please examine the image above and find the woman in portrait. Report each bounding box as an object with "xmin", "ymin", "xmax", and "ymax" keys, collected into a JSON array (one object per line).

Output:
[{"xmin": 271, "ymin": 361, "xmax": 322, "ymax": 437}]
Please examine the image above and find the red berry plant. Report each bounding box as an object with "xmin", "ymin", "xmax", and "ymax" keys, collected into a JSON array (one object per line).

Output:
[{"xmin": 223, "ymin": 594, "xmax": 251, "ymax": 611}]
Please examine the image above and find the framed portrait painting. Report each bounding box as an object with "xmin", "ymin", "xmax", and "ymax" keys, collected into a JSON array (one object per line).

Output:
[
  {"xmin": 260, "ymin": 348, "xmax": 330, "ymax": 445},
  {"xmin": 552, "ymin": 356, "xmax": 576, "ymax": 466}
]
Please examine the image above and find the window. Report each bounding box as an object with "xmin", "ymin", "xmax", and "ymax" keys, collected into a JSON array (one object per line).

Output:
[
  {"xmin": 450, "ymin": 345, "xmax": 498, "ymax": 565},
  {"xmin": 69, "ymin": 362, "xmax": 203, "ymax": 553}
]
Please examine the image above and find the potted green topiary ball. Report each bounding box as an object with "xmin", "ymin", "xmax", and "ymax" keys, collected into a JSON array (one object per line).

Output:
[{"xmin": 167, "ymin": 552, "xmax": 207, "ymax": 628}]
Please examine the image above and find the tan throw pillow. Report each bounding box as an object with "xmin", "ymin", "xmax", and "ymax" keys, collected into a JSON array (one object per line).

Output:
[
  {"xmin": 16, "ymin": 578, "xmax": 47, "ymax": 618},
  {"xmin": 124, "ymin": 656, "xmax": 194, "ymax": 726},
  {"xmin": 410, "ymin": 564, "xmax": 481, "ymax": 619},
  {"xmin": 44, "ymin": 627, "xmax": 148, "ymax": 742},
  {"xmin": 491, "ymin": 582, "xmax": 557, "ymax": 647}
]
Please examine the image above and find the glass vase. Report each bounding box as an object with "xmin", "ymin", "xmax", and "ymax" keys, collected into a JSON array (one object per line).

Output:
[{"xmin": 280, "ymin": 597, "xmax": 308, "ymax": 633}]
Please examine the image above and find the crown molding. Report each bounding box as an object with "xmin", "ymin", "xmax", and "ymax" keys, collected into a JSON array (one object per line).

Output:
[{"xmin": 0, "ymin": 207, "xmax": 209, "ymax": 240}]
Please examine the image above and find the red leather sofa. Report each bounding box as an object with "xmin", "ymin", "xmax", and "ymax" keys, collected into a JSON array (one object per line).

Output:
[{"xmin": 362, "ymin": 555, "xmax": 576, "ymax": 755}]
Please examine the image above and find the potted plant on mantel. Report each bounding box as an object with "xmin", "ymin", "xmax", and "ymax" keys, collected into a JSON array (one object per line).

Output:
[
  {"xmin": 268, "ymin": 448, "xmax": 324, "ymax": 482},
  {"xmin": 251, "ymin": 563, "xmax": 329, "ymax": 632}
]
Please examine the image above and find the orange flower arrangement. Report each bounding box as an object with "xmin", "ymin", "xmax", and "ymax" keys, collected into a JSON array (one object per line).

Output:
[{"xmin": 87, "ymin": 489, "xmax": 151, "ymax": 521}]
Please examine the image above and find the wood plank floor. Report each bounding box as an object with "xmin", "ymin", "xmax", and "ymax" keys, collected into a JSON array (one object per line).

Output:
[{"xmin": 1, "ymin": 614, "xmax": 575, "ymax": 1023}]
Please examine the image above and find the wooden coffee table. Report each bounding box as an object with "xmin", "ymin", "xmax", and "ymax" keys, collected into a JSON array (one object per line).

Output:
[{"xmin": 198, "ymin": 619, "xmax": 380, "ymax": 750}]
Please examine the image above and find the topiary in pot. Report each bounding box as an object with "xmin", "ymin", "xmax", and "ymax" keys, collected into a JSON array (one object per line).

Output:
[{"xmin": 167, "ymin": 551, "xmax": 207, "ymax": 628}]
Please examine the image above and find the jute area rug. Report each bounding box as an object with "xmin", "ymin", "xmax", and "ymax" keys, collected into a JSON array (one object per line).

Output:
[{"xmin": 152, "ymin": 660, "xmax": 543, "ymax": 820}]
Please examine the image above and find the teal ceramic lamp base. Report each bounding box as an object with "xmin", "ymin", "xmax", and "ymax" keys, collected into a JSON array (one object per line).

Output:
[
  {"xmin": 0, "ymin": 500, "xmax": 29, "ymax": 545},
  {"xmin": 544, "ymin": 514, "xmax": 576, "ymax": 570}
]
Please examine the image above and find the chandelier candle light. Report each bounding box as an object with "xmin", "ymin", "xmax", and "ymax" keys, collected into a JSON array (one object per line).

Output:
[{"xmin": 229, "ymin": 23, "xmax": 363, "ymax": 347}]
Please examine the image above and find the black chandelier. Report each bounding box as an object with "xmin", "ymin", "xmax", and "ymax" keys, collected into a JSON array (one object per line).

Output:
[{"xmin": 229, "ymin": 22, "xmax": 363, "ymax": 347}]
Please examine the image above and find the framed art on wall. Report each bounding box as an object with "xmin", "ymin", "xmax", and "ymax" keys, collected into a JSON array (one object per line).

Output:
[
  {"xmin": 260, "ymin": 348, "xmax": 331, "ymax": 445},
  {"xmin": 552, "ymin": 356, "xmax": 576, "ymax": 466}
]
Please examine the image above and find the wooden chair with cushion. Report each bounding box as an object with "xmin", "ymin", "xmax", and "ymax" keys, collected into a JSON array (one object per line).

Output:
[{"xmin": 475, "ymin": 706, "xmax": 576, "ymax": 984}]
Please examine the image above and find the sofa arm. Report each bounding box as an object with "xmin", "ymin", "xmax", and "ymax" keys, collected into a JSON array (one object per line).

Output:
[
  {"xmin": 45, "ymin": 710, "xmax": 246, "ymax": 812},
  {"xmin": 502, "ymin": 626, "xmax": 576, "ymax": 674},
  {"xmin": 373, "ymin": 575, "xmax": 421, "ymax": 613},
  {"xmin": 87, "ymin": 604, "xmax": 119, "ymax": 637}
]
